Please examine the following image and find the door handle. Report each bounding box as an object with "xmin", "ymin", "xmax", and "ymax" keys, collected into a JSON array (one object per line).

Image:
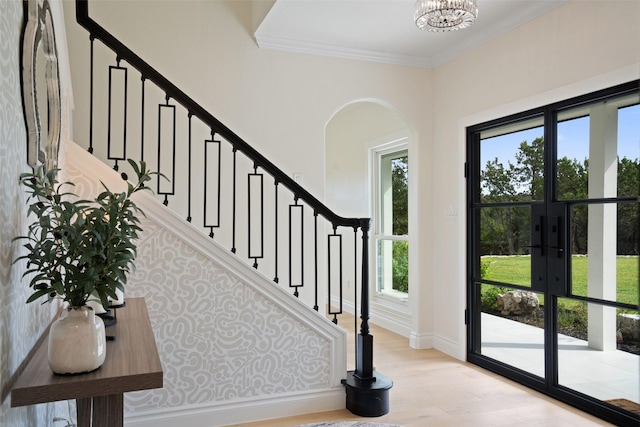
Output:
[
  {"xmin": 528, "ymin": 215, "xmax": 544, "ymax": 256},
  {"xmin": 547, "ymin": 216, "xmax": 564, "ymax": 258}
]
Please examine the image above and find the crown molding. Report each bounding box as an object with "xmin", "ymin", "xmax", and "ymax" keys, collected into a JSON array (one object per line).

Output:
[{"xmin": 255, "ymin": 34, "xmax": 434, "ymax": 69}]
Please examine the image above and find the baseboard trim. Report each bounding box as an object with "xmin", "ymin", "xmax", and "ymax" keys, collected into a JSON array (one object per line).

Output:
[
  {"xmin": 409, "ymin": 331, "xmax": 433, "ymax": 349},
  {"xmin": 124, "ymin": 387, "xmax": 345, "ymax": 427},
  {"xmin": 433, "ymin": 333, "xmax": 464, "ymax": 360}
]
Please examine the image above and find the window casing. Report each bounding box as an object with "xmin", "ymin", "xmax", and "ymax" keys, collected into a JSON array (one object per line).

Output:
[{"xmin": 372, "ymin": 140, "xmax": 408, "ymax": 299}]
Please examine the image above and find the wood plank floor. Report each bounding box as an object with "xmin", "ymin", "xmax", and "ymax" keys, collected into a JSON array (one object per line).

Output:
[{"xmin": 230, "ymin": 313, "xmax": 611, "ymax": 427}]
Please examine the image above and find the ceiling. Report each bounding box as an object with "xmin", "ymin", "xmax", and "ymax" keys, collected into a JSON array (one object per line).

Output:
[{"xmin": 254, "ymin": 0, "xmax": 566, "ymax": 68}]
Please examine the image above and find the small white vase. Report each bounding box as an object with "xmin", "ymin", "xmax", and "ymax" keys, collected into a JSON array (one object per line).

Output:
[
  {"xmin": 48, "ymin": 306, "xmax": 106, "ymax": 374},
  {"xmin": 110, "ymin": 288, "xmax": 125, "ymax": 306},
  {"xmin": 86, "ymin": 293, "xmax": 107, "ymax": 314}
]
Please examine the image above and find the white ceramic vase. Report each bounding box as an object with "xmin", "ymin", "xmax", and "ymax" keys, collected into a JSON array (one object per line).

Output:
[{"xmin": 48, "ymin": 306, "xmax": 106, "ymax": 374}]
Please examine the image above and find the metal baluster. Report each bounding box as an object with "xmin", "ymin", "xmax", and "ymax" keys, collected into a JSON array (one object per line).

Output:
[
  {"xmin": 328, "ymin": 226, "xmax": 343, "ymax": 324},
  {"xmin": 313, "ymin": 211, "xmax": 319, "ymax": 312},
  {"xmin": 231, "ymin": 147, "xmax": 237, "ymax": 253},
  {"xmin": 186, "ymin": 113, "xmax": 192, "ymax": 222},
  {"xmin": 215, "ymin": 134, "xmax": 221, "ymax": 233},
  {"xmin": 140, "ymin": 76, "xmax": 145, "ymax": 162},
  {"xmin": 274, "ymin": 180, "xmax": 279, "ymax": 283},
  {"xmin": 289, "ymin": 199, "xmax": 303, "ymax": 297},
  {"xmin": 88, "ymin": 35, "xmax": 94, "ymax": 154},
  {"xmin": 157, "ymin": 95, "xmax": 175, "ymax": 206},
  {"xmin": 248, "ymin": 165, "xmax": 264, "ymax": 269},
  {"xmin": 107, "ymin": 58, "xmax": 127, "ymax": 171},
  {"xmin": 204, "ymin": 132, "xmax": 220, "ymax": 238}
]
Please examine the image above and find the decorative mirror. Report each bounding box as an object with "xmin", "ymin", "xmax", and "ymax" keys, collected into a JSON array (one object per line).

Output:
[{"xmin": 21, "ymin": 0, "xmax": 61, "ymax": 170}]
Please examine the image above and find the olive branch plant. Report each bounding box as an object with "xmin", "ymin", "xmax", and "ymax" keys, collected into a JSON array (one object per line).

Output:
[{"xmin": 14, "ymin": 159, "xmax": 163, "ymax": 309}]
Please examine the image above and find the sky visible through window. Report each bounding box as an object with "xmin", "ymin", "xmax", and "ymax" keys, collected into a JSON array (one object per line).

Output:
[{"xmin": 481, "ymin": 104, "xmax": 640, "ymax": 169}]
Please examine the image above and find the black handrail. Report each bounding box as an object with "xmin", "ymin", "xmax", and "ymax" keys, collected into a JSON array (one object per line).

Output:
[{"xmin": 75, "ymin": 1, "xmax": 364, "ymax": 231}]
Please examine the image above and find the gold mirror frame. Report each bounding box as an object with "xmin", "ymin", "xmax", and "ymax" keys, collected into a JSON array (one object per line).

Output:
[{"xmin": 21, "ymin": 0, "xmax": 61, "ymax": 170}]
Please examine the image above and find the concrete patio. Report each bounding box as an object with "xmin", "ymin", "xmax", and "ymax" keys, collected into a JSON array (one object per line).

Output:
[{"xmin": 481, "ymin": 312, "xmax": 639, "ymax": 404}]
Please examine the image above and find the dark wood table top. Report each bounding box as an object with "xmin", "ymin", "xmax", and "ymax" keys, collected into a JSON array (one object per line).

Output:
[{"xmin": 11, "ymin": 297, "xmax": 163, "ymax": 407}]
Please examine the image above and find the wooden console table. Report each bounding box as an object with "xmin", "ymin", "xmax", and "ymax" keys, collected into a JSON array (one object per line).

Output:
[{"xmin": 11, "ymin": 298, "xmax": 163, "ymax": 427}]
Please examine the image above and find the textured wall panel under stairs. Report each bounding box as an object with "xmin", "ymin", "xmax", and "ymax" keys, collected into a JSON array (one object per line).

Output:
[{"xmin": 66, "ymin": 141, "xmax": 347, "ymax": 426}]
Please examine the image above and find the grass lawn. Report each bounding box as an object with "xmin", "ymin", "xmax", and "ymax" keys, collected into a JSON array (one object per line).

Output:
[{"xmin": 482, "ymin": 255, "xmax": 639, "ymax": 306}]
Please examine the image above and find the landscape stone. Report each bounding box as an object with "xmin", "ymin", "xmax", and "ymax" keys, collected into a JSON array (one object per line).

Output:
[
  {"xmin": 617, "ymin": 314, "xmax": 640, "ymax": 341},
  {"xmin": 496, "ymin": 290, "xmax": 539, "ymax": 316}
]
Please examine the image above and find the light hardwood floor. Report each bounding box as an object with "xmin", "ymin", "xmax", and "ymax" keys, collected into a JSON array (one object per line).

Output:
[{"xmin": 230, "ymin": 313, "xmax": 611, "ymax": 427}]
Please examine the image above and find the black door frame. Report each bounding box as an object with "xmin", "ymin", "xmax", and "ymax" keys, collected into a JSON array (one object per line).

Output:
[{"xmin": 466, "ymin": 80, "xmax": 640, "ymax": 427}]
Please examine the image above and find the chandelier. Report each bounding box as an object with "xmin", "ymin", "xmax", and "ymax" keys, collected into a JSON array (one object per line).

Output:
[{"xmin": 415, "ymin": 0, "xmax": 478, "ymax": 32}]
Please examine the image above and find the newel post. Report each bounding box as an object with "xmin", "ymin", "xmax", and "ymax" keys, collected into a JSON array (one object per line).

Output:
[{"xmin": 342, "ymin": 219, "xmax": 393, "ymax": 417}]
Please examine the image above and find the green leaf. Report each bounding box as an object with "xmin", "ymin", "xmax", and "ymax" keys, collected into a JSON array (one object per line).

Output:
[{"xmin": 26, "ymin": 288, "xmax": 53, "ymax": 304}]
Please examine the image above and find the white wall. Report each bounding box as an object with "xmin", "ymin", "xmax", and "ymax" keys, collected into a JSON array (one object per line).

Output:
[
  {"xmin": 0, "ymin": 0, "xmax": 74, "ymax": 425},
  {"xmin": 326, "ymin": 102, "xmax": 408, "ymax": 219}
]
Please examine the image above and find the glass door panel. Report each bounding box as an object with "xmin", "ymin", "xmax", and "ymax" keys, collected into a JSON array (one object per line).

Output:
[
  {"xmin": 557, "ymin": 298, "xmax": 640, "ymax": 413},
  {"xmin": 479, "ymin": 284, "xmax": 544, "ymax": 377},
  {"xmin": 479, "ymin": 206, "xmax": 532, "ymax": 286},
  {"xmin": 480, "ymin": 117, "xmax": 544, "ymax": 203},
  {"xmin": 569, "ymin": 203, "xmax": 640, "ymax": 306},
  {"xmin": 557, "ymin": 98, "xmax": 639, "ymax": 202}
]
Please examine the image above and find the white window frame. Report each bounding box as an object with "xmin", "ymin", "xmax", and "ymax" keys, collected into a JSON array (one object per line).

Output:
[{"xmin": 370, "ymin": 137, "xmax": 409, "ymax": 301}]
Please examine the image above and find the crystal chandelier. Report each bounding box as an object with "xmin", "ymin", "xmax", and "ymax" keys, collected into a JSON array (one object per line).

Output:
[{"xmin": 415, "ymin": 0, "xmax": 478, "ymax": 32}]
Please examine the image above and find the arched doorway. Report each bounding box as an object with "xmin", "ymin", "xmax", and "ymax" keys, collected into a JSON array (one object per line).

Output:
[{"xmin": 325, "ymin": 100, "xmax": 415, "ymax": 338}]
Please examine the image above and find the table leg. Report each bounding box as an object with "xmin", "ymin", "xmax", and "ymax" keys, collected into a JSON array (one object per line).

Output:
[
  {"xmin": 76, "ymin": 398, "xmax": 92, "ymax": 427},
  {"xmin": 107, "ymin": 393, "xmax": 124, "ymax": 427},
  {"xmin": 91, "ymin": 394, "xmax": 124, "ymax": 427},
  {"xmin": 92, "ymin": 396, "xmax": 108, "ymax": 427}
]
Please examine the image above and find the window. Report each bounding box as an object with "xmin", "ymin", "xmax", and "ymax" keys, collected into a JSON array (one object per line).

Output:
[{"xmin": 372, "ymin": 140, "xmax": 408, "ymax": 297}]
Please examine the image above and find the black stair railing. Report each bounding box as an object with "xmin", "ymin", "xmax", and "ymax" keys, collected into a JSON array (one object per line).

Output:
[{"xmin": 75, "ymin": 0, "xmax": 391, "ymax": 416}]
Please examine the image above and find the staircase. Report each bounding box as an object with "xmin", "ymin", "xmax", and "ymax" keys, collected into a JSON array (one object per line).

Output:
[
  {"xmin": 69, "ymin": 0, "xmax": 391, "ymax": 424},
  {"xmin": 67, "ymin": 142, "xmax": 346, "ymax": 425}
]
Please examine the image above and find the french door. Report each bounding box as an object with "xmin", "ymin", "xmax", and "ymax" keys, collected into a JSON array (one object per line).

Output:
[{"xmin": 467, "ymin": 81, "xmax": 639, "ymax": 426}]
